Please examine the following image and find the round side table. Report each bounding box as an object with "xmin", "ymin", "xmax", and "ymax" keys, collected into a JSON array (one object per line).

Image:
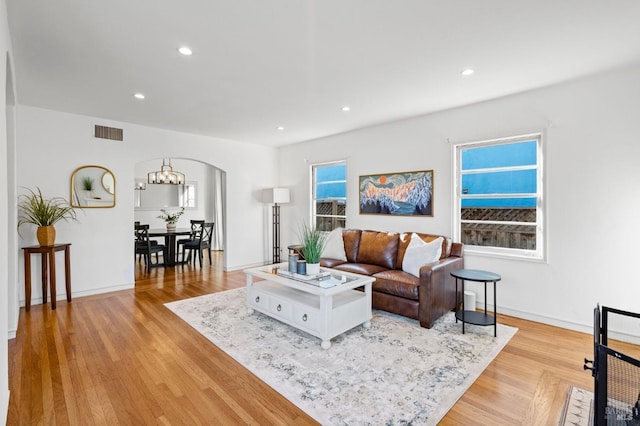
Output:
[{"xmin": 450, "ymin": 269, "xmax": 501, "ymax": 336}]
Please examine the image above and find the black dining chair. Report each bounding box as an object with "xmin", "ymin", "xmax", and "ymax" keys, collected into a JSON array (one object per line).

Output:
[
  {"xmin": 177, "ymin": 220, "xmax": 205, "ymax": 261},
  {"xmin": 134, "ymin": 222, "xmax": 159, "ymax": 262},
  {"xmin": 134, "ymin": 224, "xmax": 167, "ymax": 270},
  {"xmin": 181, "ymin": 222, "xmax": 214, "ymax": 267}
]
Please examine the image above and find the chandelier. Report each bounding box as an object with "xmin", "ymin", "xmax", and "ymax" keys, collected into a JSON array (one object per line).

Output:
[{"xmin": 147, "ymin": 158, "xmax": 185, "ymax": 185}]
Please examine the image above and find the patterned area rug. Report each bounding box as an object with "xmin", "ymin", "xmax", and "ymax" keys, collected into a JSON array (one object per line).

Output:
[
  {"xmin": 560, "ymin": 386, "xmax": 593, "ymax": 426},
  {"xmin": 165, "ymin": 288, "xmax": 518, "ymax": 425}
]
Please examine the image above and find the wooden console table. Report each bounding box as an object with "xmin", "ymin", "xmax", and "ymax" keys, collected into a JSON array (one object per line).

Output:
[{"xmin": 22, "ymin": 243, "xmax": 72, "ymax": 311}]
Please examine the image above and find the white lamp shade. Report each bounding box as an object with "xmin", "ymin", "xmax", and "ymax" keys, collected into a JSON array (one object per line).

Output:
[{"xmin": 263, "ymin": 187, "xmax": 290, "ymax": 204}]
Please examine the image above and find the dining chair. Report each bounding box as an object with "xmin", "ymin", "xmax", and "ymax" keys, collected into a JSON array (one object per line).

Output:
[
  {"xmin": 134, "ymin": 222, "xmax": 140, "ymax": 260},
  {"xmin": 181, "ymin": 222, "xmax": 214, "ymax": 267},
  {"xmin": 177, "ymin": 220, "xmax": 205, "ymax": 261},
  {"xmin": 134, "ymin": 222, "xmax": 159, "ymax": 262},
  {"xmin": 134, "ymin": 224, "xmax": 167, "ymax": 270}
]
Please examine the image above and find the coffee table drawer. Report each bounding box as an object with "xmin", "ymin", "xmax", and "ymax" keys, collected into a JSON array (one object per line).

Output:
[
  {"xmin": 269, "ymin": 296, "xmax": 292, "ymax": 320},
  {"xmin": 293, "ymin": 305, "xmax": 320, "ymax": 332},
  {"xmin": 248, "ymin": 288, "xmax": 270, "ymax": 310}
]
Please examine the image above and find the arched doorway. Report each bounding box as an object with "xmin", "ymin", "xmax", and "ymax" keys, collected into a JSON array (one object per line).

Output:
[{"xmin": 133, "ymin": 158, "xmax": 226, "ymax": 269}]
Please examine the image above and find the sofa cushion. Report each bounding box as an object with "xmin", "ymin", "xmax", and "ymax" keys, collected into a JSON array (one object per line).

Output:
[
  {"xmin": 356, "ymin": 230, "xmax": 399, "ymax": 270},
  {"xmin": 342, "ymin": 229, "xmax": 362, "ymax": 263},
  {"xmin": 396, "ymin": 232, "xmax": 451, "ymax": 269},
  {"xmin": 332, "ymin": 262, "xmax": 389, "ymax": 276},
  {"xmin": 322, "ymin": 227, "xmax": 347, "ymax": 260},
  {"xmin": 320, "ymin": 258, "xmax": 347, "ymax": 268},
  {"xmin": 402, "ymin": 234, "xmax": 443, "ymax": 277},
  {"xmin": 372, "ymin": 270, "xmax": 420, "ymax": 300}
]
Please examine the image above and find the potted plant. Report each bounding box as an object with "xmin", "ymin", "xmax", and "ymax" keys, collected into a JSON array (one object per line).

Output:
[
  {"xmin": 17, "ymin": 187, "xmax": 77, "ymax": 246},
  {"xmin": 158, "ymin": 207, "xmax": 184, "ymax": 231},
  {"xmin": 299, "ymin": 222, "xmax": 327, "ymax": 275}
]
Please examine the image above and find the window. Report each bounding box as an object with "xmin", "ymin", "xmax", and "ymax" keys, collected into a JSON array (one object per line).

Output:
[
  {"xmin": 312, "ymin": 161, "xmax": 347, "ymax": 231},
  {"xmin": 453, "ymin": 134, "xmax": 544, "ymax": 260},
  {"xmin": 179, "ymin": 183, "xmax": 197, "ymax": 208}
]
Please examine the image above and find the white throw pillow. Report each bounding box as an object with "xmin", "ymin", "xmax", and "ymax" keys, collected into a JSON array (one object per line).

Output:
[
  {"xmin": 402, "ymin": 234, "xmax": 443, "ymax": 278},
  {"xmin": 322, "ymin": 227, "xmax": 347, "ymax": 261}
]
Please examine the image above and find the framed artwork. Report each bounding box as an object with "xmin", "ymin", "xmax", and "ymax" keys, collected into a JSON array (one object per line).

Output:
[{"xmin": 359, "ymin": 169, "xmax": 433, "ymax": 216}]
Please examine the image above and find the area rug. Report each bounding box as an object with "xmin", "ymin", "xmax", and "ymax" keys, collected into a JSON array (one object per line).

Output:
[
  {"xmin": 559, "ymin": 386, "xmax": 593, "ymax": 426},
  {"xmin": 165, "ymin": 288, "xmax": 518, "ymax": 425}
]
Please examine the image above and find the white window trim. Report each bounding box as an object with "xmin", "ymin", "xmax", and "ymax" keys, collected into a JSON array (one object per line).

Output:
[{"xmin": 452, "ymin": 133, "xmax": 546, "ymax": 262}]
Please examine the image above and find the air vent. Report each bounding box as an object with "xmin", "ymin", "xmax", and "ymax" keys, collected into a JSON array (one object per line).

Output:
[{"xmin": 94, "ymin": 125, "xmax": 123, "ymax": 141}]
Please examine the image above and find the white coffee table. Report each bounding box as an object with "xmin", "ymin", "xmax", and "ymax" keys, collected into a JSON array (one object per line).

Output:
[{"xmin": 244, "ymin": 264, "xmax": 375, "ymax": 349}]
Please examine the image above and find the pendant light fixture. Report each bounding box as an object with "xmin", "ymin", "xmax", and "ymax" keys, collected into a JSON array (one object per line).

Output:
[{"xmin": 147, "ymin": 158, "xmax": 185, "ymax": 185}]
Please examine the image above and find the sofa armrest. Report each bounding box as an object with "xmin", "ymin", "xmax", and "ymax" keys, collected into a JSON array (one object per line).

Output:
[{"xmin": 417, "ymin": 256, "xmax": 464, "ymax": 328}]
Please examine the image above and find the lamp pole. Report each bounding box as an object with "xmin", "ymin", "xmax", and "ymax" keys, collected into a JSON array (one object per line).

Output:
[
  {"xmin": 264, "ymin": 187, "xmax": 289, "ymax": 265},
  {"xmin": 273, "ymin": 202, "xmax": 281, "ymax": 263}
]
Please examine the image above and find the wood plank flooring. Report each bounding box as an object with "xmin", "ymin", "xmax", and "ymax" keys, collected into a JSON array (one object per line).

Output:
[{"xmin": 7, "ymin": 252, "xmax": 639, "ymax": 425}]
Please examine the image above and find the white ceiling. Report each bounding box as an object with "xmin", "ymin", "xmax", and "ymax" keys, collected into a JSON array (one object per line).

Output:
[{"xmin": 7, "ymin": 1, "xmax": 640, "ymax": 147}]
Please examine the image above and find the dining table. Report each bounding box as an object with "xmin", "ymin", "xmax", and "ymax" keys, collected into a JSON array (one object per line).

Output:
[{"xmin": 148, "ymin": 228, "xmax": 192, "ymax": 266}]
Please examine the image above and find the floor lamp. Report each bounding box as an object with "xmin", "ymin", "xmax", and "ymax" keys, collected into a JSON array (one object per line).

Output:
[{"xmin": 264, "ymin": 188, "xmax": 290, "ymax": 264}]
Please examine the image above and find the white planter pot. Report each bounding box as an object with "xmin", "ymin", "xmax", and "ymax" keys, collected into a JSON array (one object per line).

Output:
[{"xmin": 306, "ymin": 263, "xmax": 320, "ymax": 275}]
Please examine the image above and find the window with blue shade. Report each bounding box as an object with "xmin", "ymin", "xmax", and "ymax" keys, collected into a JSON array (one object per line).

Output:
[
  {"xmin": 454, "ymin": 135, "xmax": 544, "ymax": 259},
  {"xmin": 312, "ymin": 162, "xmax": 347, "ymax": 231}
]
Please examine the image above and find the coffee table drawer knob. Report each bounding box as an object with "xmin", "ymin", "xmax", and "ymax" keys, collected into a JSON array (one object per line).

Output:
[
  {"xmin": 302, "ymin": 314, "xmax": 307, "ymax": 322},
  {"xmin": 277, "ymin": 304, "xmax": 282, "ymax": 312},
  {"xmin": 255, "ymin": 296, "xmax": 260, "ymax": 303}
]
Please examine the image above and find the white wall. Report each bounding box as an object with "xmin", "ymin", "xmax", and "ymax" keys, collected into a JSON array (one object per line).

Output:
[
  {"xmin": 278, "ymin": 63, "xmax": 640, "ymax": 340},
  {"xmin": 15, "ymin": 106, "xmax": 278, "ymax": 311}
]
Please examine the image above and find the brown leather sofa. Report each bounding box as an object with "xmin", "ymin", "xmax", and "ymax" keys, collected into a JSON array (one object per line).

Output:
[{"xmin": 320, "ymin": 229, "xmax": 464, "ymax": 329}]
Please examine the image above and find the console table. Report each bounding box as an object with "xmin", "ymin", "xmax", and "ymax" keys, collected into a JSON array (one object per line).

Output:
[
  {"xmin": 22, "ymin": 243, "xmax": 72, "ymax": 311},
  {"xmin": 451, "ymin": 269, "xmax": 501, "ymax": 336}
]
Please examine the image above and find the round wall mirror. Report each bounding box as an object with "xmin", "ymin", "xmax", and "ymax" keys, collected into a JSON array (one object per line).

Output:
[{"xmin": 70, "ymin": 165, "xmax": 116, "ymax": 208}]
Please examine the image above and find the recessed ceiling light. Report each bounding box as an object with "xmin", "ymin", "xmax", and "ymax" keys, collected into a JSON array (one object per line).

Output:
[
  {"xmin": 461, "ymin": 68, "xmax": 475, "ymax": 76},
  {"xmin": 341, "ymin": 106, "xmax": 351, "ymax": 112},
  {"xmin": 133, "ymin": 93, "xmax": 145, "ymax": 99},
  {"xmin": 276, "ymin": 126, "xmax": 284, "ymax": 131},
  {"xmin": 178, "ymin": 46, "xmax": 193, "ymax": 56}
]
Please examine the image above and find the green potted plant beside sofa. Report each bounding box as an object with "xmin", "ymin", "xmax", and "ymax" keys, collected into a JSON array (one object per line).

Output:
[
  {"xmin": 17, "ymin": 187, "xmax": 77, "ymax": 246},
  {"xmin": 299, "ymin": 223, "xmax": 327, "ymax": 275}
]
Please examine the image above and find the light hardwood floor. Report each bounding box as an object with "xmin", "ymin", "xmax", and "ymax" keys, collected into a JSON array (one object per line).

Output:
[{"xmin": 8, "ymin": 252, "xmax": 639, "ymax": 425}]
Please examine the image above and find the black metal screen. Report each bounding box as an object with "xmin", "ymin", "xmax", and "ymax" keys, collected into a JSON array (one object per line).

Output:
[
  {"xmin": 589, "ymin": 305, "xmax": 640, "ymax": 425},
  {"xmin": 595, "ymin": 345, "xmax": 640, "ymax": 424}
]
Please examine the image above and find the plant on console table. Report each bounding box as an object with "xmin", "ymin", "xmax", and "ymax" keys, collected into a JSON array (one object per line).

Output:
[
  {"xmin": 158, "ymin": 207, "xmax": 184, "ymax": 231},
  {"xmin": 17, "ymin": 187, "xmax": 77, "ymax": 246},
  {"xmin": 299, "ymin": 222, "xmax": 327, "ymax": 275}
]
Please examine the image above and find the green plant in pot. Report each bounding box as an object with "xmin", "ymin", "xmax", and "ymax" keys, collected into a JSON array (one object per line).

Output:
[
  {"xmin": 158, "ymin": 207, "xmax": 184, "ymax": 231},
  {"xmin": 17, "ymin": 187, "xmax": 77, "ymax": 246},
  {"xmin": 299, "ymin": 222, "xmax": 327, "ymax": 275}
]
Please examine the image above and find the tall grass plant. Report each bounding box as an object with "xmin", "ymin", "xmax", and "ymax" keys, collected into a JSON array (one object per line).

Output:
[{"xmin": 17, "ymin": 187, "xmax": 77, "ymax": 235}]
